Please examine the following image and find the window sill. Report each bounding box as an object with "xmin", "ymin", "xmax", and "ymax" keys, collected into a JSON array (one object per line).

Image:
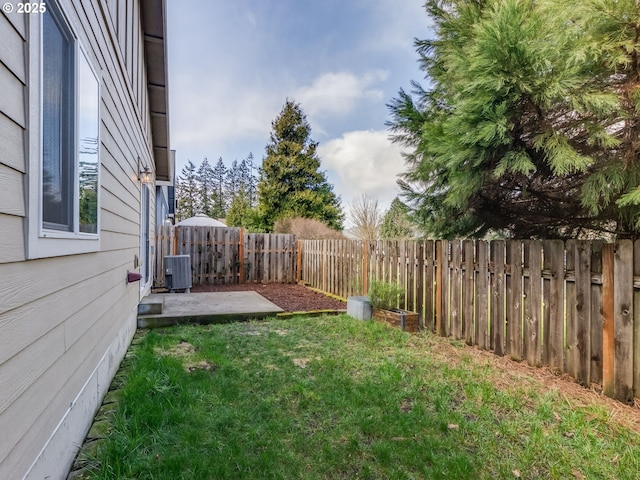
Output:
[{"xmin": 27, "ymin": 234, "xmax": 100, "ymax": 259}]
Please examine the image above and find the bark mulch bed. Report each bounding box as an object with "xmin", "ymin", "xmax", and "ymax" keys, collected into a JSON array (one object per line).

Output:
[{"xmin": 190, "ymin": 282, "xmax": 346, "ymax": 313}]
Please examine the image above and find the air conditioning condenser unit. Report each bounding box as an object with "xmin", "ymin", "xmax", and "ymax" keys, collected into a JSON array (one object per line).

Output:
[{"xmin": 164, "ymin": 255, "xmax": 192, "ymax": 292}]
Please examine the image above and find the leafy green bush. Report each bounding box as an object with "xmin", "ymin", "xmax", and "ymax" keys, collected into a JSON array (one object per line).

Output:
[{"xmin": 368, "ymin": 279, "xmax": 405, "ymax": 310}]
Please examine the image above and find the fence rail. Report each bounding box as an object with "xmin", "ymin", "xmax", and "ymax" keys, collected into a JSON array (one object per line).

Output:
[
  {"xmin": 299, "ymin": 238, "xmax": 640, "ymax": 405},
  {"xmin": 155, "ymin": 226, "xmax": 297, "ymax": 286}
]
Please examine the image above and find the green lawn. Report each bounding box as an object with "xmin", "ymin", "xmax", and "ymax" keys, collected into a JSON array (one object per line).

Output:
[{"xmin": 83, "ymin": 315, "xmax": 639, "ymax": 479}]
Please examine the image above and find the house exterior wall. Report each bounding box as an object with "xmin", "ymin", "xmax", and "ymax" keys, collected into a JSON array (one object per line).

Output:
[{"xmin": 0, "ymin": 1, "xmax": 164, "ymax": 478}]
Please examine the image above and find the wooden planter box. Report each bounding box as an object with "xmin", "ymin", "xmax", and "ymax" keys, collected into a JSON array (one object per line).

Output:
[{"xmin": 372, "ymin": 308, "xmax": 420, "ymax": 332}]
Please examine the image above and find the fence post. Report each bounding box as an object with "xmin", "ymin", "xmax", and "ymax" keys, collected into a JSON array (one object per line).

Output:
[{"xmin": 173, "ymin": 226, "xmax": 178, "ymax": 255}]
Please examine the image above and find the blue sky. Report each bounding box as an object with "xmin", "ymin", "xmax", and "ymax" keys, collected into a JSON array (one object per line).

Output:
[{"xmin": 166, "ymin": 0, "xmax": 431, "ymax": 219}]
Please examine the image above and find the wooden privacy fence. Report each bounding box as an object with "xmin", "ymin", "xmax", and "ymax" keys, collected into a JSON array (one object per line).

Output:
[
  {"xmin": 300, "ymin": 238, "xmax": 640, "ymax": 404},
  {"xmin": 155, "ymin": 226, "xmax": 297, "ymax": 286}
]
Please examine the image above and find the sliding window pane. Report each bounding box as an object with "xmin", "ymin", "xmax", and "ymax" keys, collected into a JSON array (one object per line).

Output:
[{"xmin": 42, "ymin": 6, "xmax": 74, "ymax": 232}]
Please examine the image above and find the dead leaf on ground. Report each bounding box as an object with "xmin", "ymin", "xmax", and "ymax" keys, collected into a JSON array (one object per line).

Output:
[
  {"xmin": 572, "ymin": 469, "xmax": 586, "ymax": 480},
  {"xmin": 447, "ymin": 423, "xmax": 459, "ymax": 430},
  {"xmin": 513, "ymin": 469, "xmax": 521, "ymax": 478}
]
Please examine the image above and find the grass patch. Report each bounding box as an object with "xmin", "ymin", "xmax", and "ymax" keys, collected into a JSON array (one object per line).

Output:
[{"xmin": 85, "ymin": 315, "xmax": 639, "ymax": 479}]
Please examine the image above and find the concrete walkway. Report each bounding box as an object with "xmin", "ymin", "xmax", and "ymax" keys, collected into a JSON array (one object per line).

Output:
[{"xmin": 137, "ymin": 291, "xmax": 284, "ymax": 328}]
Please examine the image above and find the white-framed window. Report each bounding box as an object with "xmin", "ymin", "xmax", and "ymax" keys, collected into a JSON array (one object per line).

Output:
[{"xmin": 27, "ymin": 0, "xmax": 101, "ymax": 258}]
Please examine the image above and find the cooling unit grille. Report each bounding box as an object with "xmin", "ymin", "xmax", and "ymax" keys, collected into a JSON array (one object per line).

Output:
[{"xmin": 164, "ymin": 255, "xmax": 192, "ymax": 291}]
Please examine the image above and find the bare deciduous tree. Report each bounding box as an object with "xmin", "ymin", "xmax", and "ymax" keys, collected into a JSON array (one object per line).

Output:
[{"xmin": 349, "ymin": 194, "xmax": 383, "ymax": 242}]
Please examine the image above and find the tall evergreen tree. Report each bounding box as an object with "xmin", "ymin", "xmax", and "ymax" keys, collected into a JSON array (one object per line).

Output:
[
  {"xmin": 197, "ymin": 158, "xmax": 218, "ymax": 218},
  {"xmin": 225, "ymin": 159, "xmax": 240, "ymax": 210},
  {"xmin": 175, "ymin": 160, "xmax": 199, "ymax": 221},
  {"xmin": 225, "ymin": 187, "xmax": 253, "ymax": 228},
  {"xmin": 256, "ymin": 99, "xmax": 343, "ymax": 231},
  {"xmin": 212, "ymin": 157, "xmax": 227, "ymax": 218},
  {"xmin": 380, "ymin": 197, "xmax": 414, "ymax": 239},
  {"xmin": 389, "ymin": 0, "xmax": 640, "ymax": 239},
  {"xmin": 236, "ymin": 156, "xmax": 258, "ymax": 207},
  {"xmin": 244, "ymin": 152, "xmax": 258, "ymax": 206}
]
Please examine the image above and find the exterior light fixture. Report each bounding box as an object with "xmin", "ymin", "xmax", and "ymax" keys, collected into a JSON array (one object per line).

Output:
[{"xmin": 138, "ymin": 157, "xmax": 153, "ymax": 184}]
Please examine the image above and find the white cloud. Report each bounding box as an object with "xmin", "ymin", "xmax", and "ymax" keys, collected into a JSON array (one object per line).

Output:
[
  {"xmin": 294, "ymin": 70, "xmax": 389, "ymax": 118},
  {"xmin": 169, "ymin": 70, "xmax": 391, "ymax": 162},
  {"xmin": 169, "ymin": 73, "xmax": 284, "ymax": 151},
  {"xmin": 318, "ymin": 129, "xmax": 406, "ymax": 210}
]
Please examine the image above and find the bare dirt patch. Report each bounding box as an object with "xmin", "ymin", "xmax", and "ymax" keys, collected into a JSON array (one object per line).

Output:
[
  {"xmin": 155, "ymin": 340, "xmax": 216, "ymax": 373},
  {"xmin": 190, "ymin": 283, "xmax": 346, "ymax": 312}
]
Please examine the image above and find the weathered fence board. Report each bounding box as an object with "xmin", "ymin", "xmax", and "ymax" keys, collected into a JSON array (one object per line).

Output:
[
  {"xmin": 544, "ymin": 240, "xmax": 565, "ymax": 371},
  {"xmin": 566, "ymin": 240, "xmax": 578, "ymax": 377},
  {"xmin": 463, "ymin": 240, "xmax": 474, "ymax": 345},
  {"xmin": 476, "ymin": 241, "xmax": 489, "ymax": 350},
  {"xmin": 299, "ymin": 237, "xmax": 640, "ymax": 405},
  {"xmin": 635, "ymin": 240, "xmax": 640, "ymax": 404},
  {"xmin": 424, "ymin": 241, "xmax": 435, "ymax": 331},
  {"xmin": 575, "ymin": 241, "xmax": 592, "ymax": 386},
  {"xmin": 491, "ymin": 240, "xmax": 505, "ymax": 356},
  {"xmin": 451, "ymin": 240, "xmax": 461, "ymax": 340},
  {"xmin": 441, "ymin": 240, "xmax": 450, "ymax": 337},
  {"xmin": 590, "ymin": 242, "xmax": 604, "ymax": 387},
  {"xmin": 523, "ymin": 241, "xmax": 542, "ymax": 366},
  {"xmin": 602, "ymin": 244, "xmax": 615, "ymax": 397},
  {"xmin": 507, "ymin": 240, "xmax": 523, "ymax": 361},
  {"xmin": 614, "ymin": 240, "xmax": 634, "ymax": 403}
]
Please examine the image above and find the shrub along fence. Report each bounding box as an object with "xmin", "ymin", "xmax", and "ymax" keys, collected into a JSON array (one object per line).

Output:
[
  {"xmin": 155, "ymin": 226, "xmax": 297, "ymax": 286},
  {"xmin": 299, "ymin": 238, "xmax": 640, "ymax": 405}
]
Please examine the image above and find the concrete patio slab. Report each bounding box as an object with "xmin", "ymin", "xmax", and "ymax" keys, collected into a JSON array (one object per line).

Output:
[{"xmin": 137, "ymin": 291, "xmax": 284, "ymax": 328}]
